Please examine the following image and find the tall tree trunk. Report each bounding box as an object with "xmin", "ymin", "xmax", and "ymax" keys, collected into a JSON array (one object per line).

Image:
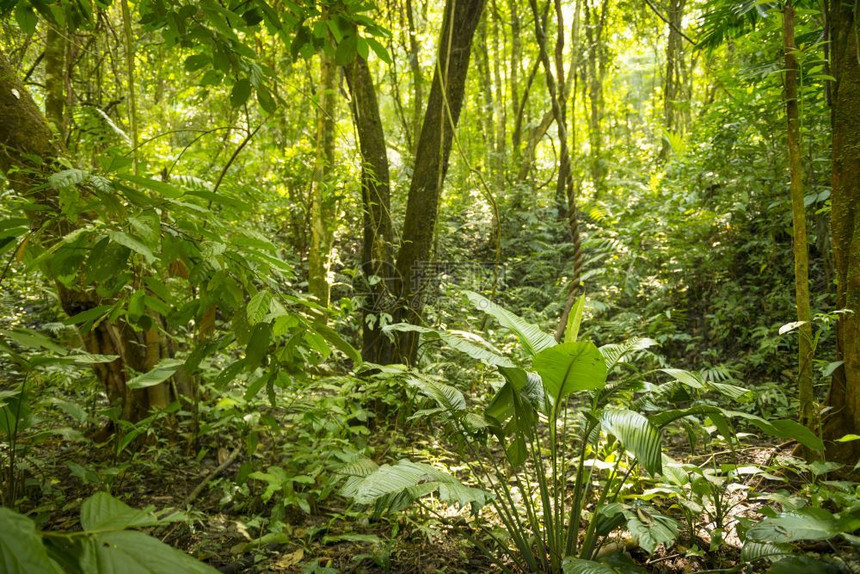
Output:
[
  {"xmin": 405, "ymin": 0, "xmax": 424, "ymax": 155},
  {"xmin": 508, "ymin": 0, "xmax": 523, "ymax": 159},
  {"xmin": 528, "ymin": 0, "xmax": 585, "ymax": 340},
  {"xmin": 824, "ymin": 0, "xmax": 860, "ymax": 464},
  {"xmin": 783, "ymin": 0, "xmax": 816, "ymax": 439},
  {"xmin": 660, "ymin": 0, "xmax": 686, "ymax": 160},
  {"xmin": 585, "ymin": 0, "xmax": 609, "ymax": 197},
  {"xmin": 392, "ymin": 0, "xmax": 486, "ymax": 364},
  {"xmin": 308, "ymin": 51, "xmax": 337, "ymax": 311},
  {"xmin": 491, "ymin": 1, "xmax": 507, "ymax": 189},
  {"xmin": 345, "ymin": 57, "xmax": 395, "ymax": 364},
  {"xmin": 0, "ymin": 50, "xmax": 174, "ymax": 423},
  {"xmin": 44, "ymin": 25, "xmax": 66, "ymax": 140}
]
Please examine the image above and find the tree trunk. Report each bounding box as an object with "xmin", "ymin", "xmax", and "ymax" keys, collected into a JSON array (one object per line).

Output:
[
  {"xmin": 405, "ymin": 0, "xmax": 424, "ymax": 155},
  {"xmin": 0, "ymin": 49, "xmax": 175, "ymax": 423},
  {"xmin": 392, "ymin": 0, "xmax": 486, "ymax": 364},
  {"xmin": 824, "ymin": 0, "xmax": 860, "ymax": 464},
  {"xmin": 345, "ymin": 57, "xmax": 395, "ymax": 365},
  {"xmin": 783, "ymin": 1, "xmax": 816, "ymax": 439},
  {"xmin": 585, "ymin": 0, "xmax": 609, "ymax": 197},
  {"xmin": 660, "ymin": 0, "xmax": 686, "ymax": 160},
  {"xmin": 308, "ymin": 51, "xmax": 337, "ymax": 310},
  {"xmin": 44, "ymin": 25, "xmax": 66, "ymax": 140},
  {"xmin": 528, "ymin": 0, "xmax": 585, "ymax": 340}
]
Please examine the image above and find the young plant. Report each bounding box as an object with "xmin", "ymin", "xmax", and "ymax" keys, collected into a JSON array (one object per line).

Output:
[{"xmin": 343, "ymin": 293, "xmax": 680, "ymax": 573}]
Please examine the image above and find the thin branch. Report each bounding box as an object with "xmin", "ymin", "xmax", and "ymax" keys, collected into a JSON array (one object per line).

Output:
[{"xmin": 643, "ymin": 0, "xmax": 698, "ymax": 46}]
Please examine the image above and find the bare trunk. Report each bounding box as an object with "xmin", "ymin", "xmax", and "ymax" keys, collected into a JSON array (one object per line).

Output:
[
  {"xmin": 308, "ymin": 51, "xmax": 337, "ymax": 310},
  {"xmin": 783, "ymin": 1, "xmax": 816, "ymax": 439},
  {"xmin": 345, "ymin": 57, "xmax": 395, "ymax": 364},
  {"xmin": 528, "ymin": 0, "xmax": 585, "ymax": 339},
  {"xmin": 392, "ymin": 0, "xmax": 486, "ymax": 364},
  {"xmin": 824, "ymin": 0, "xmax": 860, "ymax": 465}
]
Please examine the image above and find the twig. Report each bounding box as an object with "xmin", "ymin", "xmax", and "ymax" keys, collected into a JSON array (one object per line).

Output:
[
  {"xmin": 160, "ymin": 447, "xmax": 240, "ymax": 542},
  {"xmin": 182, "ymin": 447, "xmax": 241, "ymax": 507},
  {"xmin": 642, "ymin": 0, "xmax": 698, "ymax": 46}
]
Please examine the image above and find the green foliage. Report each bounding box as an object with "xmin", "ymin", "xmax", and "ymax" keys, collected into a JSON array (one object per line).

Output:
[{"xmin": 0, "ymin": 492, "xmax": 215, "ymax": 573}]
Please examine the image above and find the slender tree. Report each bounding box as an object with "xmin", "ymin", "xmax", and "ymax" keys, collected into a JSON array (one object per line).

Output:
[
  {"xmin": 308, "ymin": 50, "xmax": 337, "ymax": 310},
  {"xmin": 782, "ymin": 0, "xmax": 816, "ymax": 440}
]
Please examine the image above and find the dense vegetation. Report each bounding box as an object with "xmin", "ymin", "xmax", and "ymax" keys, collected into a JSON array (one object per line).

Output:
[{"xmin": 0, "ymin": 0, "xmax": 858, "ymax": 572}]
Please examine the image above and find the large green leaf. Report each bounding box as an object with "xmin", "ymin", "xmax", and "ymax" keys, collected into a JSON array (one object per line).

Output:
[
  {"xmin": 623, "ymin": 507, "xmax": 678, "ymax": 553},
  {"xmin": 747, "ymin": 508, "xmax": 843, "ymax": 543},
  {"xmin": 740, "ymin": 540, "xmax": 793, "ymax": 563},
  {"xmin": 126, "ymin": 359, "xmax": 184, "ymax": 389},
  {"xmin": 533, "ymin": 341, "xmax": 607, "ymax": 408},
  {"xmin": 89, "ymin": 530, "xmax": 219, "ymax": 573},
  {"xmin": 384, "ymin": 323, "xmax": 513, "ymax": 368},
  {"xmin": 562, "ymin": 557, "xmax": 618, "ymax": 574},
  {"xmin": 80, "ymin": 493, "xmax": 170, "ymax": 531},
  {"xmin": 726, "ymin": 411, "xmax": 824, "ymax": 452},
  {"xmin": 564, "ymin": 294, "xmax": 586, "ymax": 343},
  {"xmin": 599, "ymin": 338, "xmax": 656, "ymax": 372},
  {"xmin": 465, "ymin": 291, "xmax": 556, "ymax": 356},
  {"xmin": 349, "ymin": 459, "xmax": 490, "ymax": 511},
  {"xmin": 0, "ymin": 507, "xmax": 59, "ymax": 573},
  {"xmin": 766, "ymin": 556, "xmax": 846, "ymax": 574},
  {"xmin": 601, "ymin": 409, "xmax": 663, "ymax": 475},
  {"xmin": 407, "ymin": 376, "xmax": 466, "ymax": 413}
]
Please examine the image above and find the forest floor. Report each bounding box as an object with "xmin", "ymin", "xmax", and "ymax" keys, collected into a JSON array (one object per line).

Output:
[{"xmin": 23, "ymin": 412, "xmax": 831, "ymax": 574}]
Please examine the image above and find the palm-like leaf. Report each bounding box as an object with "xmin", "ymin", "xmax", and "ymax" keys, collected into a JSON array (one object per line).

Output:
[
  {"xmin": 600, "ymin": 338, "xmax": 656, "ymax": 372},
  {"xmin": 601, "ymin": 408, "xmax": 663, "ymax": 475},
  {"xmin": 465, "ymin": 290, "xmax": 556, "ymax": 356}
]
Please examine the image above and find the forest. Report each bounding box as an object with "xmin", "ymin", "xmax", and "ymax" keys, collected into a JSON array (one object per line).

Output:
[{"xmin": 0, "ymin": 0, "xmax": 858, "ymax": 571}]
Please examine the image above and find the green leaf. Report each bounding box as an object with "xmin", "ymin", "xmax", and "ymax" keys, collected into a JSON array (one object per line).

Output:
[
  {"xmin": 335, "ymin": 34, "xmax": 358, "ymax": 65},
  {"xmin": 740, "ymin": 540, "xmax": 794, "ymax": 563},
  {"xmin": 14, "ymin": 4, "xmax": 38, "ymax": 35},
  {"xmin": 384, "ymin": 323, "xmax": 513, "ymax": 367},
  {"xmin": 407, "ymin": 376, "xmax": 466, "ymax": 413},
  {"xmin": 88, "ymin": 530, "xmax": 219, "ymax": 572},
  {"xmin": 466, "ymin": 290, "xmax": 556, "ymax": 356},
  {"xmin": 0, "ymin": 507, "xmax": 59, "ymax": 573},
  {"xmin": 365, "ymin": 36, "xmax": 391, "ymax": 63},
  {"xmin": 564, "ymin": 293, "xmax": 586, "ymax": 343},
  {"xmin": 766, "ymin": 556, "xmax": 845, "ymax": 574},
  {"xmin": 533, "ymin": 341, "xmax": 607, "ymax": 408},
  {"xmin": 623, "ymin": 507, "xmax": 678, "ymax": 553},
  {"xmin": 726, "ymin": 411, "xmax": 824, "ymax": 452},
  {"xmin": 659, "ymin": 368, "xmax": 704, "ymax": 389},
  {"xmin": 562, "ymin": 557, "xmax": 618, "ymax": 574},
  {"xmin": 246, "ymin": 291, "xmax": 272, "ymax": 325},
  {"xmin": 126, "ymin": 359, "xmax": 184, "ymax": 389},
  {"xmin": 244, "ymin": 323, "xmax": 272, "ymax": 370},
  {"xmin": 599, "ymin": 338, "xmax": 656, "ymax": 372},
  {"xmin": 231, "ymin": 78, "xmax": 252, "ymax": 107},
  {"xmin": 747, "ymin": 508, "xmax": 842, "ymax": 544},
  {"xmin": 312, "ymin": 321, "xmax": 361, "ymax": 364},
  {"xmin": 80, "ymin": 493, "xmax": 163, "ymax": 531},
  {"xmin": 107, "ymin": 231, "xmax": 156, "ymax": 264},
  {"xmin": 601, "ymin": 409, "xmax": 663, "ymax": 475}
]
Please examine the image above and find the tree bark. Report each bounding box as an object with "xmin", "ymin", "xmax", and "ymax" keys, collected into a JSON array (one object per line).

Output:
[
  {"xmin": 783, "ymin": 1, "xmax": 816, "ymax": 440},
  {"xmin": 824, "ymin": 0, "xmax": 860, "ymax": 464},
  {"xmin": 345, "ymin": 57, "xmax": 395, "ymax": 364},
  {"xmin": 528, "ymin": 0, "xmax": 585, "ymax": 341},
  {"xmin": 660, "ymin": 0, "xmax": 686, "ymax": 160},
  {"xmin": 392, "ymin": 0, "xmax": 486, "ymax": 364},
  {"xmin": 308, "ymin": 51, "xmax": 337, "ymax": 311},
  {"xmin": 585, "ymin": 0, "xmax": 608, "ymax": 197}
]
